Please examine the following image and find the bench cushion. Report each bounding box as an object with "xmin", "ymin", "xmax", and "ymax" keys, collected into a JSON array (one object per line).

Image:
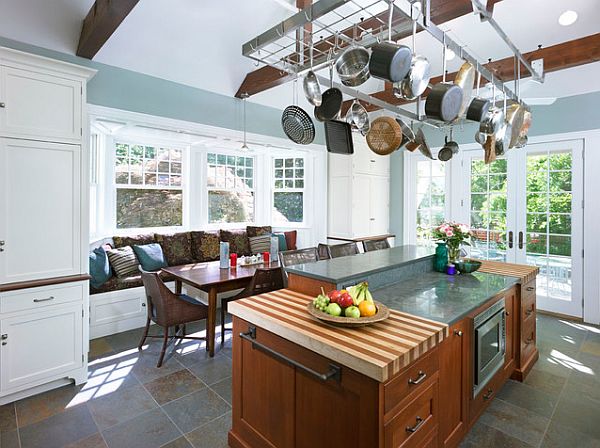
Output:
[
  {"xmin": 220, "ymin": 229, "xmax": 251, "ymax": 256},
  {"xmin": 190, "ymin": 231, "xmax": 220, "ymax": 262},
  {"xmin": 155, "ymin": 232, "xmax": 194, "ymax": 266},
  {"xmin": 113, "ymin": 234, "xmax": 156, "ymax": 248}
]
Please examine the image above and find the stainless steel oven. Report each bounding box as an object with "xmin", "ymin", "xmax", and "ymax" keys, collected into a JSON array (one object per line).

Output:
[{"xmin": 473, "ymin": 298, "xmax": 506, "ymax": 397}]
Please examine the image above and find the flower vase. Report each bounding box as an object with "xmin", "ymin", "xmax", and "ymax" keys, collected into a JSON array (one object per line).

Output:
[
  {"xmin": 434, "ymin": 242, "xmax": 448, "ymax": 273},
  {"xmin": 447, "ymin": 244, "xmax": 460, "ymax": 265}
]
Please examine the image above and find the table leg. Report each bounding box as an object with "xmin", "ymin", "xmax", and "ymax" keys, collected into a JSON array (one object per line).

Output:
[
  {"xmin": 175, "ymin": 280, "xmax": 182, "ymax": 295},
  {"xmin": 207, "ymin": 287, "xmax": 217, "ymax": 357}
]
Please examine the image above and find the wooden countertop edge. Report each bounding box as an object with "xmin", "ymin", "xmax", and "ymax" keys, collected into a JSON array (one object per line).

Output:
[
  {"xmin": 0, "ymin": 274, "xmax": 91, "ymax": 292},
  {"xmin": 476, "ymin": 260, "xmax": 540, "ymax": 284},
  {"xmin": 229, "ymin": 301, "xmax": 448, "ymax": 383}
]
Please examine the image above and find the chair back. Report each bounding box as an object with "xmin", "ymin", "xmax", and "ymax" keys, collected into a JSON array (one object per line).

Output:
[
  {"xmin": 317, "ymin": 243, "xmax": 331, "ymax": 260},
  {"xmin": 328, "ymin": 242, "xmax": 359, "ymax": 258},
  {"xmin": 278, "ymin": 247, "xmax": 320, "ymax": 268},
  {"xmin": 140, "ymin": 268, "xmax": 181, "ymax": 327},
  {"xmin": 238, "ymin": 267, "xmax": 284, "ymax": 300},
  {"xmin": 362, "ymin": 238, "xmax": 391, "ymax": 252}
]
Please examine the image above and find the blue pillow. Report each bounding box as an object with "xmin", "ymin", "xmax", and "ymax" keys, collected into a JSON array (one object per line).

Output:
[
  {"xmin": 89, "ymin": 247, "xmax": 112, "ymax": 289},
  {"xmin": 272, "ymin": 233, "xmax": 288, "ymax": 252},
  {"xmin": 133, "ymin": 243, "xmax": 167, "ymax": 272}
]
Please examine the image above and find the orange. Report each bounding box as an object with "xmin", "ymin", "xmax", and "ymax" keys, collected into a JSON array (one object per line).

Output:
[{"xmin": 359, "ymin": 301, "xmax": 377, "ymax": 317}]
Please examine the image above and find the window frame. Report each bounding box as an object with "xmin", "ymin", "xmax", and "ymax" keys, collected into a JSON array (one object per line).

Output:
[{"xmin": 271, "ymin": 155, "xmax": 307, "ymax": 227}]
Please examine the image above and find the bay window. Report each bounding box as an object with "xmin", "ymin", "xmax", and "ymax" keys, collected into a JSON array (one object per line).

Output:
[{"xmin": 273, "ymin": 157, "xmax": 305, "ymax": 224}]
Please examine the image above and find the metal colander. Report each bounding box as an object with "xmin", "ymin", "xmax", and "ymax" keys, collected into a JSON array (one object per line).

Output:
[{"xmin": 281, "ymin": 105, "xmax": 315, "ymax": 145}]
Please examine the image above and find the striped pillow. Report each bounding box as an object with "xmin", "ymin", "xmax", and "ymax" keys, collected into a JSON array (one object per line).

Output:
[
  {"xmin": 106, "ymin": 246, "xmax": 140, "ymax": 278},
  {"xmin": 249, "ymin": 235, "xmax": 271, "ymax": 254}
]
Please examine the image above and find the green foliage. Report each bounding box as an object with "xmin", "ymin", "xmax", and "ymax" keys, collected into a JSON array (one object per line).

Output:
[
  {"xmin": 274, "ymin": 192, "xmax": 304, "ymax": 223},
  {"xmin": 208, "ymin": 191, "xmax": 254, "ymax": 223},
  {"xmin": 116, "ymin": 189, "xmax": 182, "ymax": 228}
]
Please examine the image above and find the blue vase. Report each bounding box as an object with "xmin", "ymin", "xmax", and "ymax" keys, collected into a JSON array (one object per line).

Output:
[{"xmin": 434, "ymin": 242, "xmax": 448, "ymax": 273}]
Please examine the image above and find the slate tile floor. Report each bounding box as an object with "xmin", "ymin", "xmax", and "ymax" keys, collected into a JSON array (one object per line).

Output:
[{"xmin": 0, "ymin": 314, "xmax": 599, "ymax": 448}]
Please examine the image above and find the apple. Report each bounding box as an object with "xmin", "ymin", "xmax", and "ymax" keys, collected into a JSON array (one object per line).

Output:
[
  {"xmin": 328, "ymin": 290, "xmax": 341, "ymax": 304},
  {"xmin": 338, "ymin": 292, "xmax": 353, "ymax": 308},
  {"xmin": 344, "ymin": 306, "xmax": 361, "ymax": 319},
  {"xmin": 326, "ymin": 303, "xmax": 342, "ymax": 317}
]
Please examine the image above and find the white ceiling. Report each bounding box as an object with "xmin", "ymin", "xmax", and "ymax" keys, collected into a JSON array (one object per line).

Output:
[{"xmin": 0, "ymin": 0, "xmax": 598, "ymax": 111}]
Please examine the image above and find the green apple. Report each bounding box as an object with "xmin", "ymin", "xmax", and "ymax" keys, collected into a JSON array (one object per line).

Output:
[
  {"xmin": 345, "ymin": 305, "xmax": 361, "ymax": 319},
  {"xmin": 326, "ymin": 303, "xmax": 342, "ymax": 317}
]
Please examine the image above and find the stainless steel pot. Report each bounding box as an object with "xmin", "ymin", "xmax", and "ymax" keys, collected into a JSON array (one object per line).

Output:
[{"xmin": 335, "ymin": 46, "xmax": 370, "ymax": 87}]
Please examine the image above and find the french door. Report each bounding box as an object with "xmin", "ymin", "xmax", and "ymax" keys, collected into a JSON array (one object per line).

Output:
[{"xmin": 460, "ymin": 140, "xmax": 584, "ymax": 317}]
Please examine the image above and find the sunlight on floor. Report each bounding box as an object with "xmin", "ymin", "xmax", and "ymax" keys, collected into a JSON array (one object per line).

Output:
[
  {"xmin": 548, "ymin": 349, "xmax": 594, "ymax": 375},
  {"xmin": 561, "ymin": 319, "xmax": 600, "ymax": 334}
]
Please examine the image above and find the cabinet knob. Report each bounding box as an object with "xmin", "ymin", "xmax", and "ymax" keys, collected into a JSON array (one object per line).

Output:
[
  {"xmin": 1, "ymin": 334, "xmax": 7, "ymax": 346},
  {"xmin": 526, "ymin": 286, "xmax": 535, "ymax": 291},
  {"xmin": 454, "ymin": 330, "xmax": 463, "ymax": 337},
  {"xmin": 370, "ymin": 218, "xmax": 375, "ymax": 221},
  {"xmin": 0, "ymin": 102, "xmax": 5, "ymax": 108},
  {"xmin": 505, "ymin": 311, "xmax": 510, "ymax": 316}
]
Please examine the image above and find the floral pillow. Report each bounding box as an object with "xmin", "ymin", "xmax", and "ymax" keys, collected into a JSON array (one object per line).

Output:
[
  {"xmin": 246, "ymin": 226, "xmax": 272, "ymax": 238},
  {"xmin": 155, "ymin": 232, "xmax": 194, "ymax": 266},
  {"xmin": 220, "ymin": 229, "xmax": 251, "ymax": 256},
  {"xmin": 113, "ymin": 234, "xmax": 156, "ymax": 248},
  {"xmin": 190, "ymin": 231, "xmax": 220, "ymax": 262}
]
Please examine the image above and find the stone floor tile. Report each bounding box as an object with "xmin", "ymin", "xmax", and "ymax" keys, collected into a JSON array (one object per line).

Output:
[
  {"xmin": 130, "ymin": 351, "xmax": 186, "ymax": 383},
  {"xmin": 580, "ymin": 339, "xmax": 600, "ymax": 357},
  {"xmin": 496, "ymin": 380, "xmax": 558, "ymax": 418},
  {"xmin": 19, "ymin": 406, "xmax": 97, "ymax": 448},
  {"xmin": 1, "ymin": 429, "xmax": 21, "ymax": 448},
  {"xmin": 187, "ymin": 355, "xmax": 232, "ymax": 386},
  {"xmin": 87, "ymin": 383, "xmax": 157, "ymax": 430},
  {"xmin": 64, "ymin": 433, "xmax": 108, "ymax": 448},
  {"xmin": 0, "ymin": 403, "xmax": 17, "ymax": 431},
  {"xmin": 479, "ymin": 398, "xmax": 549, "ymax": 447},
  {"xmin": 144, "ymin": 369, "xmax": 205, "ymax": 405},
  {"xmin": 540, "ymin": 419, "xmax": 600, "ymax": 448},
  {"xmin": 101, "ymin": 409, "xmax": 180, "ymax": 448},
  {"xmin": 533, "ymin": 346, "xmax": 581, "ymax": 378},
  {"xmin": 210, "ymin": 377, "xmax": 232, "ymax": 406},
  {"xmin": 523, "ymin": 368, "xmax": 567, "ymax": 397},
  {"xmin": 89, "ymin": 339, "xmax": 114, "ymax": 361},
  {"xmin": 16, "ymin": 384, "xmax": 84, "ymax": 428},
  {"xmin": 553, "ymin": 392, "xmax": 600, "ymax": 440},
  {"xmin": 459, "ymin": 420, "xmax": 534, "ymax": 448},
  {"xmin": 160, "ymin": 436, "xmax": 194, "ymax": 448},
  {"xmin": 162, "ymin": 388, "xmax": 230, "ymax": 434},
  {"xmin": 104, "ymin": 328, "xmax": 145, "ymax": 353},
  {"xmin": 185, "ymin": 412, "xmax": 231, "ymax": 448}
]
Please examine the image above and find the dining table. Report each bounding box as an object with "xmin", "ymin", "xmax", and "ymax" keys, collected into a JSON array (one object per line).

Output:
[{"xmin": 162, "ymin": 260, "xmax": 280, "ymax": 357}]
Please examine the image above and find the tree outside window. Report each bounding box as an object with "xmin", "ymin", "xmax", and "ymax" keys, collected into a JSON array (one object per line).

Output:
[{"xmin": 273, "ymin": 157, "xmax": 304, "ymax": 224}]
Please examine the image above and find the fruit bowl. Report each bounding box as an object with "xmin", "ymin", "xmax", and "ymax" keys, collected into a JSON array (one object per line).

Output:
[
  {"xmin": 455, "ymin": 258, "xmax": 482, "ymax": 274},
  {"xmin": 307, "ymin": 301, "xmax": 390, "ymax": 327}
]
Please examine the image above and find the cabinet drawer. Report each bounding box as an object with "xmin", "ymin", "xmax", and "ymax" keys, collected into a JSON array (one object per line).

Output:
[
  {"xmin": 384, "ymin": 379, "xmax": 438, "ymax": 448},
  {"xmin": 1, "ymin": 283, "xmax": 83, "ymax": 314},
  {"xmin": 521, "ymin": 315, "xmax": 536, "ymax": 361},
  {"xmin": 521, "ymin": 280, "xmax": 536, "ymax": 303},
  {"xmin": 521, "ymin": 294, "xmax": 536, "ymax": 323},
  {"xmin": 384, "ymin": 348, "xmax": 439, "ymax": 415},
  {"xmin": 469, "ymin": 366, "xmax": 503, "ymax": 425}
]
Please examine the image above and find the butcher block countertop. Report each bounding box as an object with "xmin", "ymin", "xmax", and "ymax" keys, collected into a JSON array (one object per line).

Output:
[
  {"xmin": 228, "ymin": 289, "xmax": 448, "ymax": 382},
  {"xmin": 477, "ymin": 260, "xmax": 539, "ymax": 284}
]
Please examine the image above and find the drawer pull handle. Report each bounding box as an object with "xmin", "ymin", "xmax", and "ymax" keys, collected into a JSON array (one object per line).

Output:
[
  {"xmin": 526, "ymin": 286, "xmax": 535, "ymax": 291},
  {"xmin": 406, "ymin": 416, "xmax": 425, "ymax": 433},
  {"xmin": 454, "ymin": 330, "xmax": 463, "ymax": 337},
  {"xmin": 525, "ymin": 307, "xmax": 534, "ymax": 316},
  {"xmin": 483, "ymin": 388, "xmax": 494, "ymax": 400},
  {"xmin": 525, "ymin": 336, "xmax": 534, "ymax": 345},
  {"xmin": 33, "ymin": 296, "xmax": 55, "ymax": 303},
  {"xmin": 240, "ymin": 326, "xmax": 341, "ymax": 383},
  {"xmin": 408, "ymin": 371, "xmax": 427, "ymax": 385}
]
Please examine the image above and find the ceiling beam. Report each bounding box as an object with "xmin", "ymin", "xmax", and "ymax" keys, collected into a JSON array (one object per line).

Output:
[
  {"xmin": 341, "ymin": 32, "xmax": 600, "ymax": 114},
  {"xmin": 77, "ymin": 0, "xmax": 140, "ymax": 59},
  {"xmin": 235, "ymin": 0, "xmax": 502, "ymax": 98}
]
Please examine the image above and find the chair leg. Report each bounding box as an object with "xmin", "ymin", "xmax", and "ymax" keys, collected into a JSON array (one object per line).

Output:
[
  {"xmin": 182, "ymin": 324, "xmax": 186, "ymax": 337},
  {"xmin": 138, "ymin": 317, "xmax": 151, "ymax": 351},
  {"xmin": 221, "ymin": 302, "xmax": 226, "ymax": 345},
  {"xmin": 157, "ymin": 326, "xmax": 169, "ymax": 368}
]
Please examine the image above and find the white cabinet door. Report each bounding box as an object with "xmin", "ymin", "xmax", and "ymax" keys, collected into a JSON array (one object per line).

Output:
[
  {"xmin": 0, "ymin": 138, "xmax": 81, "ymax": 283},
  {"xmin": 352, "ymin": 135, "xmax": 391, "ymax": 177},
  {"xmin": 369, "ymin": 176, "xmax": 390, "ymax": 235},
  {"xmin": 328, "ymin": 176, "xmax": 353, "ymax": 238},
  {"xmin": 0, "ymin": 304, "xmax": 83, "ymax": 392},
  {"xmin": 0, "ymin": 65, "xmax": 82, "ymax": 143},
  {"xmin": 352, "ymin": 174, "xmax": 372, "ymax": 237}
]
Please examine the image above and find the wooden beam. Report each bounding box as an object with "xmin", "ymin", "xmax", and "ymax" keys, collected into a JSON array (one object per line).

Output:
[
  {"xmin": 235, "ymin": 0, "xmax": 502, "ymax": 98},
  {"xmin": 77, "ymin": 0, "xmax": 140, "ymax": 59},
  {"xmin": 341, "ymin": 33, "xmax": 600, "ymax": 114}
]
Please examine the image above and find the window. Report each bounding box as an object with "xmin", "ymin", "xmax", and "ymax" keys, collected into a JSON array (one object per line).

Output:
[
  {"xmin": 415, "ymin": 160, "xmax": 446, "ymax": 244},
  {"xmin": 114, "ymin": 142, "xmax": 183, "ymax": 229},
  {"xmin": 207, "ymin": 153, "xmax": 255, "ymax": 224},
  {"xmin": 273, "ymin": 157, "xmax": 304, "ymax": 224}
]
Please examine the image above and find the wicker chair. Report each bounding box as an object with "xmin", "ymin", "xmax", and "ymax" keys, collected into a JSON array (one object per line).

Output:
[
  {"xmin": 362, "ymin": 238, "xmax": 391, "ymax": 252},
  {"xmin": 279, "ymin": 247, "xmax": 320, "ymax": 286},
  {"xmin": 139, "ymin": 269, "xmax": 208, "ymax": 367},
  {"xmin": 317, "ymin": 243, "xmax": 331, "ymax": 260},
  {"xmin": 327, "ymin": 242, "xmax": 360, "ymax": 258},
  {"xmin": 220, "ymin": 267, "xmax": 284, "ymax": 344}
]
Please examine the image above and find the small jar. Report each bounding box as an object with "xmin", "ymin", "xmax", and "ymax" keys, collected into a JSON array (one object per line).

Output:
[{"xmin": 446, "ymin": 264, "xmax": 457, "ymax": 275}]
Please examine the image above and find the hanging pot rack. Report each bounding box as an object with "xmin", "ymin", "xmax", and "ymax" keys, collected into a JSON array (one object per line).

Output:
[{"xmin": 241, "ymin": 0, "xmax": 544, "ymax": 128}]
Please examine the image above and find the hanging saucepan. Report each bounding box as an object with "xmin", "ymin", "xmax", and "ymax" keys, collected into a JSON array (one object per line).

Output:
[
  {"xmin": 514, "ymin": 108, "xmax": 532, "ymax": 148},
  {"xmin": 454, "ymin": 61, "xmax": 476, "ymax": 119},
  {"xmin": 395, "ymin": 118, "xmax": 416, "ymax": 149},
  {"xmin": 394, "ymin": 20, "xmax": 431, "ymax": 100},
  {"xmin": 314, "ymin": 65, "xmax": 342, "ymax": 122},
  {"xmin": 369, "ymin": 3, "xmax": 412, "ymax": 83},
  {"xmin": 505, "ymin": 101, "xmax": 525, "ymax": 148},
  {"xmin": 466, "ymin": 72, "xmax": 490, "ymax": 123},
  {"xmin": 303, "ymin": 37, "xmax": 322, "ymax": 107},
  {"xmin": 483, "ymin": 134, "xmax": 497, "ymax": 164},
  {"xmin": 494, "ymin": 121, "xmax": 512, "ymax": 156},
  {"xmin": 438, "ymin": 129, "xmax": 459, "ymax": 162},
  {"xmin": 335, "ymin": 45, "xmax": 370, "ymax": 87},
  {"xmin": 366, "ymin": 116, "xmax": 403, "ymax": 156},
  {"xmin": 345, "ymin": 99, "xmax": 369, "ymax": 131}
]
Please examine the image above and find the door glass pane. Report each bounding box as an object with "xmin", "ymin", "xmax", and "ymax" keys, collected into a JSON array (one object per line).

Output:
[
  {"xmin": 525, "ymin": 150, "xmax": 573, "ymax": 301},
  {"xmin": 469, "ymin": 158, "xmax": 507, "ymax": 261},
  {"xmin": 415, "ymin": 160, "xmax": 446, "ymax": 246}
]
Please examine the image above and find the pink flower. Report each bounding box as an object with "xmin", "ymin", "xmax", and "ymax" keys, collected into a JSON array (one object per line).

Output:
[{"xmin": 446, "ymin": 230, "xmax": 454, "ymax": 237}]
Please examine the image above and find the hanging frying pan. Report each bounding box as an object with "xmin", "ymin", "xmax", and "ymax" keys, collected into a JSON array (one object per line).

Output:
[
  {"xmin": 454, "ymin": 60, "xmax": 476, "ymax": 119},
  {"xmin": 314, "ymin": 64, "xmax": 342, "ymax": 122}
]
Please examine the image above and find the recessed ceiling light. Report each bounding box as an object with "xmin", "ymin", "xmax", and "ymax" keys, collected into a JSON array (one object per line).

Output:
[
  {"xmin": 558, "ymin": 10, "xmax": 578, "ymax": 26},
  {"xmin": 445, "ymin": 48, "xmax": 455, "ymax": 61}
]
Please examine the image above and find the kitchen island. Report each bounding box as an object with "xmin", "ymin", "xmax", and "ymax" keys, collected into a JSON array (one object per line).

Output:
[{"xmin": 228, "ymin": 246, "xmax": 538, "ymax": 448}]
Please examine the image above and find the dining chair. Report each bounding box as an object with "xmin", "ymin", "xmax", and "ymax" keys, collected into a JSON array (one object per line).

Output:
[
  {"xmin": 362, "ymin": 238, "xmax": 391, "ymax": 252},
  {"xmin": 328, "ymin": 242, "xmax": 360, "ymax": 258},
  {"xmin": 139, "ymin": 268, "xmax": 208, "ymax": 367},
  {"xmin": 278, "ymin": 247, "xmax": 320, "ymax": 286},
  {"xmin": 317, "ymin": 243, "xmax": 331, "ymax": 260},
  {"xmin": 220, "ymin": 267, "xmax": 284, "ymax": 344}
]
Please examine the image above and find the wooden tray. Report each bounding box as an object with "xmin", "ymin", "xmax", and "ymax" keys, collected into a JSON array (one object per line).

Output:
[{"xmin": 306, "ymin": 301, "xmax": 390, "ymax": 327}]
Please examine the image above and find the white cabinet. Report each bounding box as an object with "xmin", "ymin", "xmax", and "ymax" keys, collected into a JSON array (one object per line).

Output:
[
  {"xmin": 0, "ymin": 138, "xmax": 81, "ymax": 284},
  {"xmin": 328, "ymin": 135, "xmax": 391, "ymax": 239},
  {"xmin": 0, "ymin": 57, "xmax": 85, "ymax": 144}
]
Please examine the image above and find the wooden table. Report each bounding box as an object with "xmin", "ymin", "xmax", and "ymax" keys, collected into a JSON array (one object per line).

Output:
[{"xmin": 163, "ymin": 261, "xmax": 280, "ymax": 357}]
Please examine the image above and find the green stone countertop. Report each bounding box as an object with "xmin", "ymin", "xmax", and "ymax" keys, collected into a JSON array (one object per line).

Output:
[
  {"xmin": 284, "ymin": 245, "xmax": 434, "ymax": 285},
  {"xmin": 371, "ymin": 271, "xmax": 519, "ymax": 325}
]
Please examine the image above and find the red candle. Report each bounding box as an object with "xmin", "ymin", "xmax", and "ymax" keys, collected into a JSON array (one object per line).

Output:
[
  {"xmin": 230, "ymin": 253, "xmax": 237, "ymax": 268},
  {"xmin": 263, "ymin": 252, "xmax": 270, "ymax": 264}
]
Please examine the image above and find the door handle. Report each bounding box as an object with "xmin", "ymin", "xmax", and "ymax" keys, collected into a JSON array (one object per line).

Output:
[
  {"xmin": 508, "ymin": 231, "xmax": 513, "ymax": 249},
  {"xmin": 518, "ymin": 231, "xmax": 524, "ymax": 250}
]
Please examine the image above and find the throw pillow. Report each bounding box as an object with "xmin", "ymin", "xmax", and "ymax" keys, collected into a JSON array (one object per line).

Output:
[
  {"xmin": 249, "ymin": 235, "xmax": 271, "ymax": 254},
  {"xmin": 106, "ymin": 246, "xmax": 140, "ymax": 278},
  {"xmin": 284, "ymin": 230, "xmax": 298, "ymax": 250},
  {"xmin": 133, "ymin": 243, "xmax": 167, "ymax": 272},
  {"xmin": 155, "ymin": 232, "xmax": 194, "ymax": 266},
  {"xmin": 89, "ymin": 246, "xmax": 112, "ymax": 289},
  {"xmin": 220, "ymin": 229, "xmax": 251, "ymax": 256},
  {"xmin": 190, "ymin": 231, "xmax": 220, "ymax": 262},
  {"xmin": 246, "ymin": 225, "xmax": 272, "ymax": 238},
  {"xmin": 113, "ymin": 233, "xmax": 156, "ymax": 248},
  {"xmin": 272, "ymin": 233, "xmax": 288, "ymax": 252}
]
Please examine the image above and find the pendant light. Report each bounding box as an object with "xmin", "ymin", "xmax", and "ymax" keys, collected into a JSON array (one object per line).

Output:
[{"xmin": 241, "ymin": 92, "xmax": 249, "ymax": 151}]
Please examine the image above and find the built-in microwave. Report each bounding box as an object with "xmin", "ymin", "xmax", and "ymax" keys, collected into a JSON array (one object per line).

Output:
[{"xmin": 473, "ymin": 298, "xmax": 506, "ymax": 398}]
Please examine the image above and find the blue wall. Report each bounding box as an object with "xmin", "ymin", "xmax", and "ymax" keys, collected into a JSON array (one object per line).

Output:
[
  {"xmin": 390, "ymin": 91, "xmax": 600, "ymax": 243},
  {"xmin": 0, "ymin": 36, "xmax": 325, "ymax": 144}
]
